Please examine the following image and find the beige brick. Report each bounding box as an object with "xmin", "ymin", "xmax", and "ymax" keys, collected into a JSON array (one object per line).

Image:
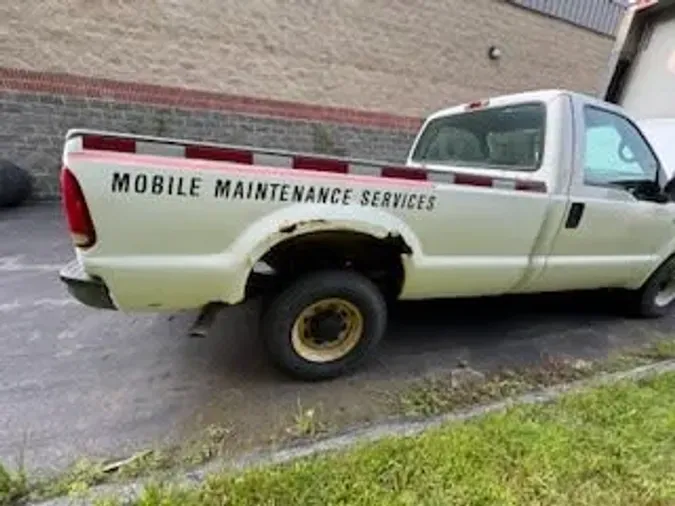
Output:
[{"xmin": 2, "ymin": 0, "xmax": 614, "ymax": 117}]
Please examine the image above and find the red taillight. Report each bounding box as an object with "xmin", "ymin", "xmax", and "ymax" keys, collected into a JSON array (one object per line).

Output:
[{"xmin": 60, "ymin": 167, "xmax": 96, "ymax": 248}]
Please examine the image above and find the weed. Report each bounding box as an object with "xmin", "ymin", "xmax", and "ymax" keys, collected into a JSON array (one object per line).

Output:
[
  {"xmin": 0, "ymin": 462, "xmax": 28, "ymax": 506},
  {"xmin": 32, "ymin": 458, "xmax": 107, "ymax": 500},
  {"xmin": 311, "ymin": 124, "xmax": 346, "ymax": 156},
  {"xmin": 110, "ymin": 423, "xmax": 233, "ymax": 480},
  {"xmin": 637, "ymin": 338, "xmax": 675, "ymax": 360},
  {"xmin": 395, "ymin": 337, "xmax": 675, "ymax": 417},
  {"xmin": 285, "ymin": 399, "xmax": 325, "ymax": 438},
  {"xmin": 182, "ymin": 424, "xmax": 232, "ymax": 466}
]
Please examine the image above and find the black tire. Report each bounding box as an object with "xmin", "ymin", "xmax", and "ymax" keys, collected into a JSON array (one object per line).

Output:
[
  {"xmin": 260, "ymin": 269, "xmax": 387, "ymax": 381},
  {"xmin": 629, "ymin": 256, "xmax": 675, "ymax": 318},
  {"xmin": 0, "ymin": 160, "xmax": 32, "ymax": 208}
]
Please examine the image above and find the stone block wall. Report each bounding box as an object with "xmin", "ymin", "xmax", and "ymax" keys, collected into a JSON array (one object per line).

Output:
[{"xmin": 0, "ymin": 71, "xmax": 420, "ymax": 199}]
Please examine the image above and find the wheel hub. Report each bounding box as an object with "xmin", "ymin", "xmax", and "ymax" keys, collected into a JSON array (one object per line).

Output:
[
  {"xmin": 291, "ymin": 298, "xmax": 364, "ymax": 363},
  {"xmin": 308, "ymin": 310, "xmax": 347, "ymax": 344}
]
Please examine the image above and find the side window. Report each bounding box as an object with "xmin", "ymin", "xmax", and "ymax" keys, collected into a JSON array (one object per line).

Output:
[{"xmin": 583, "ymin": 107, "xmax": 659, "ymax": 186}]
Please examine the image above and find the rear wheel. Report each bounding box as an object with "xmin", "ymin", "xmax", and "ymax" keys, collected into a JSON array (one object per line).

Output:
[
  {"xmin": 630, "ymin": 256, "xmax": 675, "ymax": 318},
  {"xmin": 260, "ymin": 270, "xmax": 387, "ymax": 381}
]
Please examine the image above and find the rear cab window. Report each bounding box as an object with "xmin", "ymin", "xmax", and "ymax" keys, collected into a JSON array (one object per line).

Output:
[{"xmin": 410, "ymin": 102, "xmax": 546, "ymax": 172}]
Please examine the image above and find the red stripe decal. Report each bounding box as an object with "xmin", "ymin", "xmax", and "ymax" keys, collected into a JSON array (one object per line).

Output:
[
  {"xmin": 82, "ymin": 135, "xmax": 136, "ymax": 153},
  {"xmin": 185, "ymin": 145, "xmax": 253, "ymax": 164},
  {"xmin": 75, "ymin": 135, "xmax": 544, "ymax": 194},
  {"xmin": 381, "ymin": 166, "xmax": 428, "ymax": 181},
  {"xmin": 292, "ymin": 156, "xmax": 349, "ymax": 174},
  {"xmin": 71, "ymin": 150, "xmax": 432, "ymax": 187},
  {"xmin": 454, "ymin": 173, "xmax": 493, "ymax": 187},
  {"xmin": 515, "ymin": 180, "xmax": 547, "ymax": 193}
]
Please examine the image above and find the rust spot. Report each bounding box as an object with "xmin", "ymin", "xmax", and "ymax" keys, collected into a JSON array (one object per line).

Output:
[
  {"xmin": 279, "ymin": 219, "xmax": 328, "ymax": 234},
  {"xmin": 385, "ymin": 232, "xmax": 413, "ymax": 255}
]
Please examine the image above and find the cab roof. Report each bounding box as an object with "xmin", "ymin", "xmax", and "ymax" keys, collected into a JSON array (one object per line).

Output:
[
  {"xmin": 426, "ymin": 89, "xmax": 567, "ymax": 121},
  {"xmin": 425, "ymin": 89, "xmax": 619, "ymax": 122}
]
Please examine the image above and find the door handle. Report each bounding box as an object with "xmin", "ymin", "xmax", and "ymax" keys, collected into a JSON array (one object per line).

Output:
[{"xmin": 565, "ymin": 202, "xmax": 585, "ymax": 229}]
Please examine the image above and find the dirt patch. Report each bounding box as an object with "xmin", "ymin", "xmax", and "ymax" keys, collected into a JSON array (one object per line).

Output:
[
  {"xmin": 175, "ymin": 375, "xmax": 399, "ymax": 460},
  {"xmin": 175, "ymin": 333, "xmax": 675, "ymax": 464}
]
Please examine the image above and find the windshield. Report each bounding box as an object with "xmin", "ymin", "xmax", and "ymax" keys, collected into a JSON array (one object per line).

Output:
[{"xmin": 410, "ymin": 102, "xmax": 546, "ymax": 171}]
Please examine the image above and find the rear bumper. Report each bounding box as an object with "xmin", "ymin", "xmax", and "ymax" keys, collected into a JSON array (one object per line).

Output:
[{"xmin": 59, "ymin": 259, "xmax": 117, "ymax": 310}]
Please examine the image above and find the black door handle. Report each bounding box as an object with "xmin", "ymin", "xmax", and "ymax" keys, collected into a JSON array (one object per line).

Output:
[{"xmin": 565, "ymin": 202, "xmax": 585, "ymax": 229}]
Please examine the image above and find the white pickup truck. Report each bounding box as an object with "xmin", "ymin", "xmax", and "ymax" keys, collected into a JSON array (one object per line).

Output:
[{"xmin": 59, "ymin": 89, "xmax": 675, "ymax": 380}]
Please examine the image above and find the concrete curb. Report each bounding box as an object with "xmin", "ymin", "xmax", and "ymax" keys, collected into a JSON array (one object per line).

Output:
[{"xmin": 31, "ymin": 358, "xmax": 675, "ymax": 506}]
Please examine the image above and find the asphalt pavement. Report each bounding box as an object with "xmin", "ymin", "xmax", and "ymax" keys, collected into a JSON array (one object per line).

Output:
[{"xmin": 1, "ymin": 203, "xmax": 673, "ymax": 475}]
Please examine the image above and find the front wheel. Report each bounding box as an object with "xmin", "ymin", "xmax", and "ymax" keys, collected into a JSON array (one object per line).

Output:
[
  {"xmin": 260, "ymin": 270, "xmax": 387, "ymax": 381},
  {"xmin": 630, "ymin": 256, "xmax": 675, "ymax": 318}
]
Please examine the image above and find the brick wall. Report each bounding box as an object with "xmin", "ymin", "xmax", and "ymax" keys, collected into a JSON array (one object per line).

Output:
[
  {"xmin": 1, "ymin": 0, "xmax": 617, "ymax": 199},
  {"xmin": 0, "ymin": 74, "xmax": 419, "ymax": 199},
  {"xmin": 4, "ymin": 0, "xmax": 615, "ymax": 116}
]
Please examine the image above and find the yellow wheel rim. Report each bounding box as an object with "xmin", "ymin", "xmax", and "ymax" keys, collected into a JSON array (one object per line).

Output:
[{"xmin": 291, "ymin": 298, "xmax": 364, "ymax": 363}]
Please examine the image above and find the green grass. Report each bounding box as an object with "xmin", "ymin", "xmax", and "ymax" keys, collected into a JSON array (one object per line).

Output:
[
  {"xmin": 108, "ymin": 371, "xmax": 675, "ymax": 506},
  {"xmin": 0, "ymin": 462, "xmax": 28, "ymax": 506}
]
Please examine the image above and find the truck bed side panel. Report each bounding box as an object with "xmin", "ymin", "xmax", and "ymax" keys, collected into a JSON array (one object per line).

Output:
[{"xmin": 65, "ymin": 154, "xmax": 548, "ymax": 309}]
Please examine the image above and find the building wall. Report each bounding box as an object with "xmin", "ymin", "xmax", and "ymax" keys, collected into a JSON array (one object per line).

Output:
[
  {"xmin": 4, "ymin": 0, "xmax": 616, "ymax": 116},
  {"xmin": 0, "ymin": 77, "xmax": 420, "ymax": 199},
  {"xmin": 1, "ymin": 0, "xmax": 619, "ymax": 199}
]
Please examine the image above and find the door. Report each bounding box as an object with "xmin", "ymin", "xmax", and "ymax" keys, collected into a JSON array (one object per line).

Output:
[
  {"xmin": 533, "ymin": 103, "xmax": 675, "ymax": 291},
  {"xmin": 400, "ymin": 101, "xmax": 553, "ymax": 298}
]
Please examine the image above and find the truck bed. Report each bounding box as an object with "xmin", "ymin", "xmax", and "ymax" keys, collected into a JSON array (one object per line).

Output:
[{"xmin": 61, "ymin": 127, "xmax": 551, "ymax": 311}]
